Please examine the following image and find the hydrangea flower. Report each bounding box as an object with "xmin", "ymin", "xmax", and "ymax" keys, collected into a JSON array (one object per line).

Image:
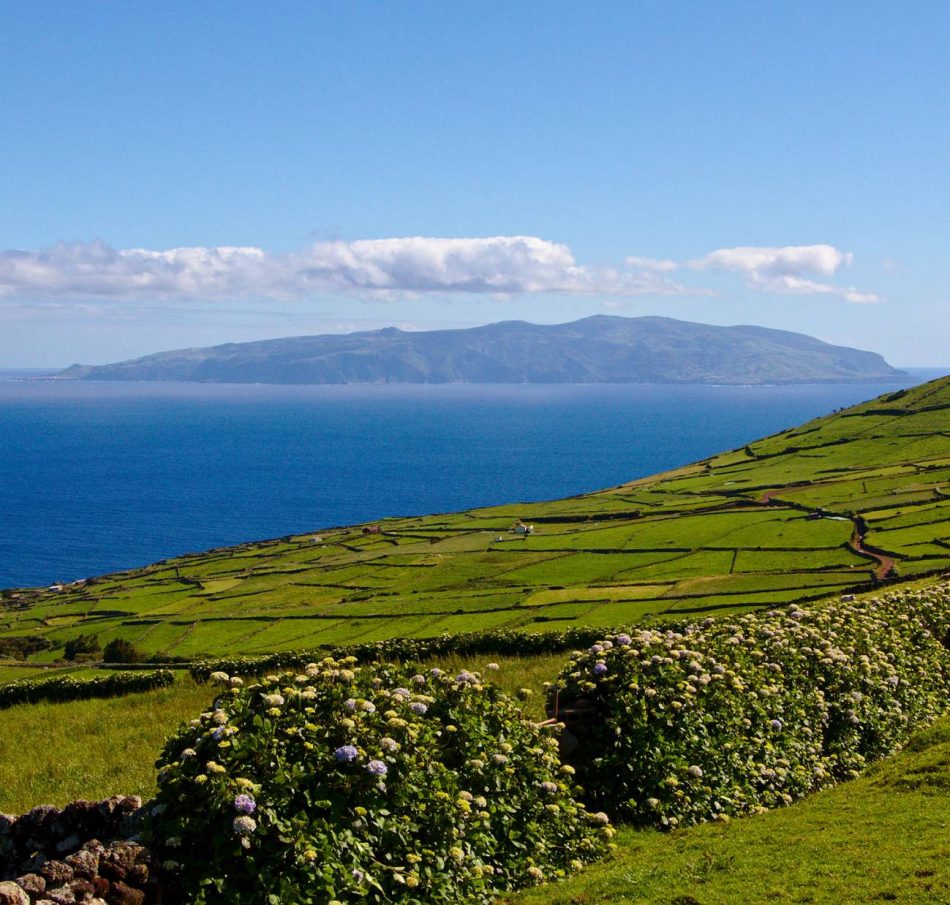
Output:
[
  {"xmin": 334, "ymin": 745, "xmax": 358, "ymax": 762},
  {"xmin": 410, "ymin": 701, "xmax": 428, "ymax": 715},
  {"xmin": 232, "ymin": 815, "xmax": 257, "ymax": 835},
  {"xmin": 366, "ymin": 760, "xmax": 388, "ymax": 776},
  {"xmin": 233, "ymin": 794, "xmax": 256, "ymax": 814}
]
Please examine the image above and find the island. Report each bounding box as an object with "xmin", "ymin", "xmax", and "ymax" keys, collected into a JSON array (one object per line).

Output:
[{"xmin": 57, "ymin": 315, "xmax": 905, "ymax": 385}]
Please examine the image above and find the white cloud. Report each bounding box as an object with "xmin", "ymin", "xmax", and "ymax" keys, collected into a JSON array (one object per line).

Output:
[
  {"xmin": 0, "ymin": 238, "xmax": 881, "ymax": 306},
  {"xmin": 691, "ymin": 244, "xmax": 851, "ymax": 278},
  {"xmin": 626, "ymin": 244, "xmax": 880, "ymax": 302},
  {"xmin": 625, "ymin": 256, "xmax": 680, "ymax": 273},
  {"xmin": 0, "ymin": 236, "xmax": 684, "ymax": 302}
]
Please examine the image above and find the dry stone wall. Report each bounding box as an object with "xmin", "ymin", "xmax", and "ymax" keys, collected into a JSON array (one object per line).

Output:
[{"xmin": 0, "ymin": 798, "xmax": 169, "ymax": 905}]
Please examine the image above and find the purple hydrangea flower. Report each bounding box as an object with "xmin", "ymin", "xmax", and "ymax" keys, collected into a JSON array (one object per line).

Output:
[
  {"xmin": 366, "ymin": 760, "xmax": 388, "ymax": 776},
  {"xmin": 233, "ymin": 794, "xmax": 256, "ymax": 814},
  {"xmin": 769, "ymin": 719, "xmax": 783, "ymax": 731},
  {"xmin": 615, "ymin": 634, "xmax": 632, "ymax": 647},
  {"xmin": 410, "ymin": 701, "xmax": 428, "ymax": 715},
  {"xmin": 592, "ymin": 662, "xmax": 608, "ymax": 677},
  {"xmin": 334, "ymin": 745, "xmax": 359, "ymax": 762}
]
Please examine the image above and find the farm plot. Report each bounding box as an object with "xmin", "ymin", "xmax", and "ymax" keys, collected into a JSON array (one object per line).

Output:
[{"xmin": 4, "ymin": 376, "xmax": 950, "ymax": 657}]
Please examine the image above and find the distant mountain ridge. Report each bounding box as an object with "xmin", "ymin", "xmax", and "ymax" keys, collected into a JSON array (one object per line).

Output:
[{"xmin": 58, "ymin": 315, "xmax": 905, "ymax": 385}]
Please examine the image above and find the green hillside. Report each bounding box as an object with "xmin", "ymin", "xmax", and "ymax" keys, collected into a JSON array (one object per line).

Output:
[
  {"xmin": 3, "ymin": 375, "xmax": 950, "ymax": 661},
  {"xmin": 504, "ymin": 715, "xmax": 950, "ymax": 905}
]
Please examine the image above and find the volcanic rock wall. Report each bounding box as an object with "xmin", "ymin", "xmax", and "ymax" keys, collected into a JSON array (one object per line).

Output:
[{"xmin": 0, "ymin": 797, "xmax": 166, "ymax": 905}]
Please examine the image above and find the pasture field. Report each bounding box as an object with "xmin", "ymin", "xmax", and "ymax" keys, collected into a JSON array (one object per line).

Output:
[
  {"xmin": 2, "ymin": 375, "xmax": 950, "ymax": 661},
  {"xmin": 0, "ymin": 652, "xmax": 559, "ymax": 813},
  {"xmin": 1, "ymin": 643, "xmax": 946, "ymax": 904},
  {"xmin": 504, "ymin": 716, "xmax": 950, "ymax": 905}
]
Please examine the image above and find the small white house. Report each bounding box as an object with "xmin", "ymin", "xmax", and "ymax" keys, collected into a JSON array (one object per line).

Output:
[{"xmin": 514, "ymin": 523, "xmax": 534, "ymax": 535}]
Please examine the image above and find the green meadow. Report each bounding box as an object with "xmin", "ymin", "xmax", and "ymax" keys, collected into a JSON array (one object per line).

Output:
[
  {"xmin": 0, "ymin": 645, "xmax": 947, "ymax": 903},
  {"xmin": 3, "ymin": 376, "xmax": 950, "ymax": 661},
  {"xmin": 503, "ymin": 715, "xmax": 950, "ymax": 905}
]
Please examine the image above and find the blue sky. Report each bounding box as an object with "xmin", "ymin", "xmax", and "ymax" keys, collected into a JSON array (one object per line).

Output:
[{"xmin": 1, "ymin": 1, "xmax": 949, "ymax": 367}]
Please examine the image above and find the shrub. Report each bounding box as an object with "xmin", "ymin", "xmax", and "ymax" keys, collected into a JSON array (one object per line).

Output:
[
  {"xmin": 147, "ymin": 659, "xmax": 612, "ymax": 904},
  {"xmin": 63, "ymin": 633, "xmax": 100, "ymax": 661},
  {"xmin": 0, "ymin": 635, "xmax": 53, "ymax": 659},
  {"xmin": 549, "ymin": 584, "xmax": 950, "ymax": 829},
  {"xmin": 0, "ymin": 669, "xmax": 175, "ymax": 709},
  {"xmin": 103, "ymin": 638, "xmax": 144, "ymax": 663}
]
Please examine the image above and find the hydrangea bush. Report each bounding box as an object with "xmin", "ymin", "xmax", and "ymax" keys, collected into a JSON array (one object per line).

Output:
[
  {"xmin": 146, "ymin": 658, "xmax": 612, "ymax": 904},
  {"xmin": 549, "ymin": 584, "xmax": 950, "ymax": 828}
]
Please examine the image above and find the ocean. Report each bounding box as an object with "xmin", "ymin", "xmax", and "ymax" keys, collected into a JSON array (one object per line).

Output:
[{"xmin": 0, "ymin": 373, "xmax": 942, "ymax": 589}]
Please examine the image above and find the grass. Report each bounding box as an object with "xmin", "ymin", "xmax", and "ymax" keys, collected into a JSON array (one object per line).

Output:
[
  {"xmin": 0, "ymin": 651, "xmax": 561, "ymax": 814},
  {"xmin": 503, "ymin": 717, "xmax": 950, "ymax": 905},
  {"xmin": 2, "ymin": 647, "xmax": 947, "ymax": 904},
  {"xmin": 0, "ymin": 677, "xmax": 216, "ymax": 813}
]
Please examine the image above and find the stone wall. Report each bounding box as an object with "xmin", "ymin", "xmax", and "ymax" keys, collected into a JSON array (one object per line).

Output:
[{"xmin": 0, "ymin": 798, "xmax": 168, "ymax": 905}]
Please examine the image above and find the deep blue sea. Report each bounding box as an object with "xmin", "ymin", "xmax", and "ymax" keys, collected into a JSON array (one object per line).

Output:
[{"xmin": 1, "ymin": 372, "xmax": 944, "ymax": 589}]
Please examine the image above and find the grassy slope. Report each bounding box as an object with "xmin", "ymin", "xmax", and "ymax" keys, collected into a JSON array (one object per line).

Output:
[
  {"xmin": 0, "ymin": 653, "xmax": 560, "ymax": 814},
  {"xmin": 504, "ymin": 717, "xmax": 950, "ymax": 905},
  {"xmin": 0, "ymin": 679, "xmax": 215, "ymax": 813},
  {"xmin": 2, "ymin": 652, "xmax": 947, "ymax": 904},
  {"xmin": 3, "ymin": 376, "xmax": 950, "ymax": 660}
]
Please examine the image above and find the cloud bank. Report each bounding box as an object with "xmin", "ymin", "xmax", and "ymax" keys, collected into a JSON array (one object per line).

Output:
[
  {"xmin": 0, "ymin": 237, "xmax": 678, "ymax": 301},
  {"xmin": 0, "ymin": 238, "xmax": 877, "ymax": 303},
  {"xmin": 627, "ymin": 244, "xmax": 879, "ymax": 303}
]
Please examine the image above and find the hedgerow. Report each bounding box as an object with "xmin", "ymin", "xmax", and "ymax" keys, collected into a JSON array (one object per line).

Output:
[
  {"xmin": 0, "ymin": 669, "xmax": 175, "ymax": 709},
  {"xmin": 549, "ymin": 584, "xmax": 950, "ymax": 828},
  {"xmin": 189, "ymin": 625, "xmax": 658, "ymax": 683},
  {"xmin": 147, "ymin": 658, "xmax": 613, "ymax": 904}
]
